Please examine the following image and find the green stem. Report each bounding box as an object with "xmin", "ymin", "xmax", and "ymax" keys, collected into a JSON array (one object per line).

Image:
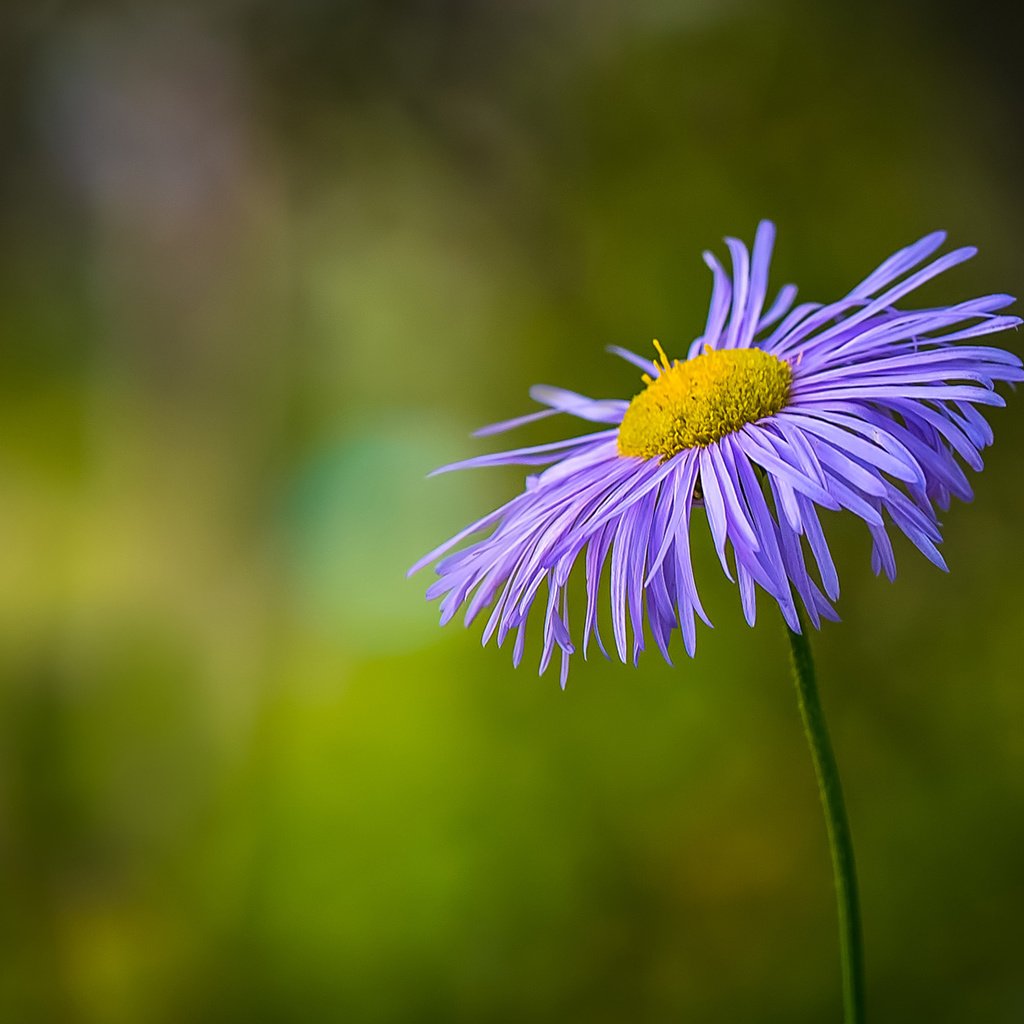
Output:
[{"xmin": 786, "ymin": 611, "xmax": 865, "ymax": 1024}]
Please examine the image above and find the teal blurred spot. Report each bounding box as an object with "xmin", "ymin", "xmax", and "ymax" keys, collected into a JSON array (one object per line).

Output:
[{"xmin": 281, "ymin": 411, "xmax": 495, "ymax": 655}]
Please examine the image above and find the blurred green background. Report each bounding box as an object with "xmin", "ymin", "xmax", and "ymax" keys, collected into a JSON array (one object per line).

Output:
[{"xmin": 2, "ymin": 2, "xmax": 1023, "ymax": 1021}]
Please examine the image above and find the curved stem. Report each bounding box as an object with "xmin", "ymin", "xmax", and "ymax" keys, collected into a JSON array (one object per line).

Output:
[{"xmin": 786, "ymin": 612, "xmax": 865, "ymax": 1024}]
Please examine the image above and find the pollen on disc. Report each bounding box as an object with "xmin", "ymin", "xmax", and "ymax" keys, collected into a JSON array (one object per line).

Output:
[{"xmin": 617, "ymin": 346, "xmax": 792, "ymax": 458}]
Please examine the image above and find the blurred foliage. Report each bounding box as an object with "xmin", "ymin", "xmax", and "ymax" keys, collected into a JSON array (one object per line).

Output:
[{"xmin": 1, "ymin": 1, "xmax": 1023, "ymax": 1021}]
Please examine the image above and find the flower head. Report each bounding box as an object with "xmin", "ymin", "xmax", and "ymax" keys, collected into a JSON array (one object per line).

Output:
[{"xmin": 410, "ymin": 222, "xmax": 1022, "ymax": 685}]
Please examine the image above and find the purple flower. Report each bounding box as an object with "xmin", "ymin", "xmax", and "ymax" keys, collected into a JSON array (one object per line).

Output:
[{"xmin": 410, "ymin": 222, "xmax": 1022, "ymax": 686}]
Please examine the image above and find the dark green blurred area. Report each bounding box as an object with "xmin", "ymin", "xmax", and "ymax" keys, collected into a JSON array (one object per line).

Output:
[{"xmin": 2, "ymin": 1, "xmax": 1023, "ymax": 1021}]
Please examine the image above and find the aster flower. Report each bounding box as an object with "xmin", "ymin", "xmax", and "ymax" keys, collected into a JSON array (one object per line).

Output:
[{"xmin": 410, "ymin": 222, "xmax": 1021, "ymax": 686}]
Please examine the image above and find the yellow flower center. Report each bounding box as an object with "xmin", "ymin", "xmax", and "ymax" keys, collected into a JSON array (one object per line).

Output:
[{"xmin": 617, "ymin": 341, "xmax": 792, "ymax": 458}]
